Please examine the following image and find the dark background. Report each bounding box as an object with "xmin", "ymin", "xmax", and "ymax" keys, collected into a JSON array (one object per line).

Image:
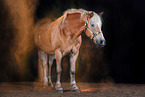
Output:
[{"xmin": 0, "ymin": 0, "xmax": 145, "ymax": 83}]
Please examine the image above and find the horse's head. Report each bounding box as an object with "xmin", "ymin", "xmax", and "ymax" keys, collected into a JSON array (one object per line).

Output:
[
  {"xmin": 61, "ymin": 9, "xmax": 105, "ymax": 48},
  {"xmin": 84, "ymin": 12, "xmax": 105, "ymax": 48}
]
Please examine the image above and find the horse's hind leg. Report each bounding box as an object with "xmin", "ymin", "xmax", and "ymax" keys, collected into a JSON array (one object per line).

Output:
[
  {"xmin": 48, "ymin": 54, "xmax": 55, "ymax": 87},
  {"xmin": 70, "ymin": 51, "xmax": 80, "ymax": 92},
  {"xmin": 38, "ymin": 49, "xmax": 48, "ymax": 86},
  {"xmin": 55, "ymin": 49, "xmax": 63, "ymax": 93}
]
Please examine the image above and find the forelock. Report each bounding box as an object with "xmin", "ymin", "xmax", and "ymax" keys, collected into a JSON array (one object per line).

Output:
[{"xmin": 90, "ymin": 13, "xmax": 102, "ymax": 25}]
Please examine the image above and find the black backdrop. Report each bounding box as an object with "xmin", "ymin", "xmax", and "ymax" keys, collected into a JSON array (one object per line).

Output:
[
  {"xmin": 0, "ymin": 0, "xmax": 145, "ymax": 83},
  {"xmin": 36, "ymin": 0, "xmax": 145, "ymax": 83}
]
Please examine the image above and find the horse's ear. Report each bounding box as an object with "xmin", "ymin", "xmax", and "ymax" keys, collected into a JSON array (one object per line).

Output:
[
  {"xmin": 88, "ymin": 11, "xmax": 94, "ymax": 19},
  {"xmin": 99, "ymin": 12, "xmax": 104, "ymax": 17},
  {"xmin": 80, "ymin": 11, "xmax": 94, "ymax": 22}
]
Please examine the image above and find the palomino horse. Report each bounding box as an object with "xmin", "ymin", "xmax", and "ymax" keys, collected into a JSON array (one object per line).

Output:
[{"xmin": 34, "ymin": 9, "xmax": 105, "ymax": 93}]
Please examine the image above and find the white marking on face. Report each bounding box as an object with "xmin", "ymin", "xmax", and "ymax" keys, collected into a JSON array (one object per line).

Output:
[
  {"xmin": 89, "ymin": 13, "xmax": 102, "ymax": 33},
  {"xmin": 86, "ymin": 13, "xmax": 105, "ymax": 47}
]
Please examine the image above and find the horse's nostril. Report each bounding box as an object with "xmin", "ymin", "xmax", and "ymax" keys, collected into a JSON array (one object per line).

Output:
[{"xmin": 100, "ymin": 40, "xmax": 103, "ymax": 44}]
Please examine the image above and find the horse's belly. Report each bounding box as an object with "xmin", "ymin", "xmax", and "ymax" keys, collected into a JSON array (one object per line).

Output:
[{"xmin": 35, "ymin": 36, "xmax": 56, "ymax": 54}]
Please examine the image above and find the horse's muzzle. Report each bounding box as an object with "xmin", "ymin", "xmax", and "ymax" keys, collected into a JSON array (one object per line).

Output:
[{"xmin": 96, "ymin": 39, "xmax": 106, "ymax": 48}]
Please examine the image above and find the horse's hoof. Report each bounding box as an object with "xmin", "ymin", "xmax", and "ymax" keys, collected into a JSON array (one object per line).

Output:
[
  {"xmin": 57, "ymin": 90, "xmax": 63, "ymax": 93},
  {"xmin": 72, "ymin": 89, "xmax": 80, "ymax": 93}
]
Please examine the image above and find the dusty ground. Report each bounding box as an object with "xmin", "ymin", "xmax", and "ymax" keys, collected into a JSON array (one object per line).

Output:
[{"xmin": 0, "ymin": 82, "xmax": 145, "ymax": 97}]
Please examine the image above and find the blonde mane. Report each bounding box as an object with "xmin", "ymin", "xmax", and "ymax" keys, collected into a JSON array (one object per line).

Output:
[{"xmin": 62, "ymin": 9, "xmax": 88, "ymax": 24}]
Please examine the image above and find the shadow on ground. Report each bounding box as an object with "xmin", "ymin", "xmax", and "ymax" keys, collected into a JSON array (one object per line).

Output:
[{"xmin": 0, "ymin": 82, "xmax": 145, "ymax": 97}]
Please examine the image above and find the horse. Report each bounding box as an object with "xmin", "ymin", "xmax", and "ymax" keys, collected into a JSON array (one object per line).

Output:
[{"xmin": 34, "ymin": 9, "xmax": 105, "ymax": 93}]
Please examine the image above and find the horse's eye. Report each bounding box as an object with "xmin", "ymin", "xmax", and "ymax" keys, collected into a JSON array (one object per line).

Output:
[{"xmin": 91, "ymin": 24, "xmax": 95, "ymax": 27}]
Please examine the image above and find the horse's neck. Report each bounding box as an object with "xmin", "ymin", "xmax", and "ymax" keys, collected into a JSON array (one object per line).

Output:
[
  {"xmin": 62, "ymin": 14, "xmax": 85, "ymax": 41},
  {"xmin": 71, "ymin": 24, "xmax": 85, "ymax": 40}
]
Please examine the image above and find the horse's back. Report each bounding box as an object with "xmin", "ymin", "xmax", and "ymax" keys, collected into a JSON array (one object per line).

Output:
[
  {"xmin": 34, "ymin": 18, "xmax": 55, "ymax": 35},
  {"xmin": 34, "ymin": 17, "xmax": 62, "ymax": 54}
]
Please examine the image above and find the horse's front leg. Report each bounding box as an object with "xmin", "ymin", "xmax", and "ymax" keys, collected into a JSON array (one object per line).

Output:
[
  {"xmin": 70, "ymin": 51, "xmax": 80, "ymax": 92},
  {"xmin": 55, "ymin": 49, "xmax": 63, "ymax": 93}
]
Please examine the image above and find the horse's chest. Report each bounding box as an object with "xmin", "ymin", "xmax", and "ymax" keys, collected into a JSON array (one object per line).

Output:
[
  {"xmin": 62, "ymin": 45, "xmax": 73, "ymax": 56},
  {"xmin": 62, "ymin": 43, "xmax": 80, "ymax": 56},
  {"xmin": 60, "ymin": 36, "xmax": 82, "ymax": 56}
]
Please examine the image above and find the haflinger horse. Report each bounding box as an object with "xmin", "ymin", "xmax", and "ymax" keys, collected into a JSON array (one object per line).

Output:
[{"xmin": 34, "ymin": 9, "xmax": 105, "ymax": 93}]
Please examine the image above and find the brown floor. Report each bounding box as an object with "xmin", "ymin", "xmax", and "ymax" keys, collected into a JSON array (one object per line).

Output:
[{"xmin": 0, "ymin": 82, "xmax": 145, "ymax": 97}]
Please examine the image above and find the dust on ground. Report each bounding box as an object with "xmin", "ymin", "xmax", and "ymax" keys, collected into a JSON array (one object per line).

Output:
[{"xmin": 0, "ymin": 82, "xmax": 145, "ymax": 97}]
